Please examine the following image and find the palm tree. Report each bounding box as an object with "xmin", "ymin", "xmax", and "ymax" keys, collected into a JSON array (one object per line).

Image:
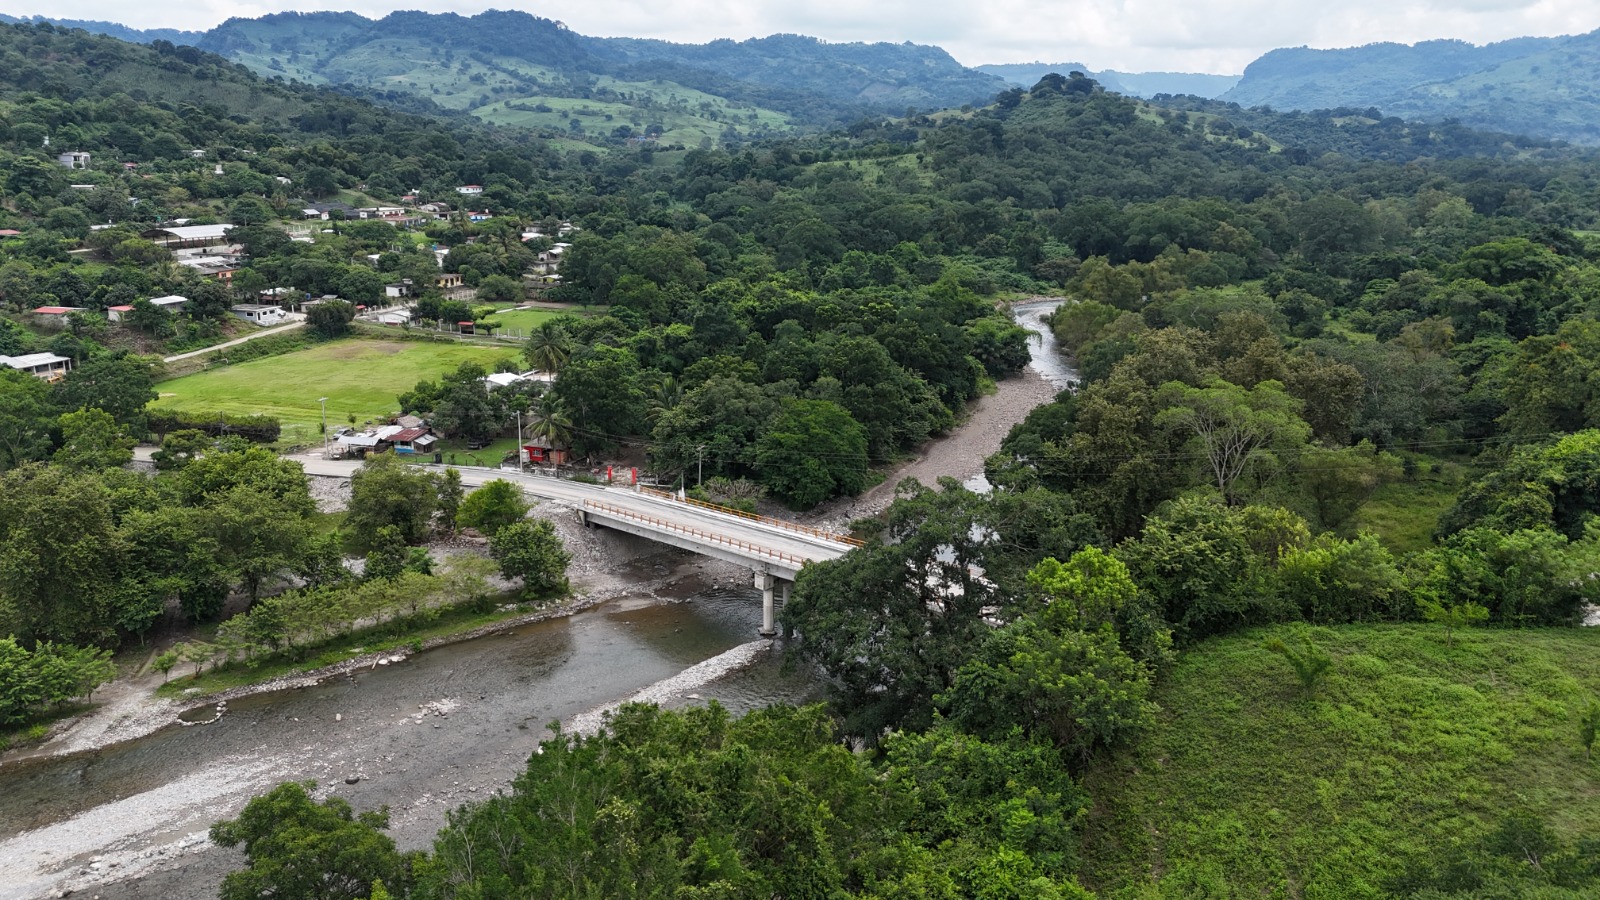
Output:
[
  {"xmin": 528, "ymin": 394, "xmax": 574, "ymax": 451},
  {"xmin": 647, "ymin": 375, "xmax": 682, "ymax": 423},
  {"xmin": 523, "ymin": 321, "xmax": 574, "ymax": 374}
]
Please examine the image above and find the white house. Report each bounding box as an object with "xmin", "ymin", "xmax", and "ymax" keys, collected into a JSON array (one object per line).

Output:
[
  {"xmin": 456, "ymin": 185, "xmax": 483, "ymax": 196},
  {"xmin": 231, "ymin": 304, "xmax": 287, "ymax": 326},
  {"xmin": 0, "ymin": 352, "xmax": 72, "ymax": 381},
  {"xmin": 56, "ymin": 150, "xmax": 90, "ymax": 169},
  {"xmin": 148, "ymin": 295, "xmax": 189, "ymax": 311}
]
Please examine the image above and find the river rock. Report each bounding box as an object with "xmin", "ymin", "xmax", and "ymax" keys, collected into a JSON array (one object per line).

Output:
[{"xmin": 345, "ymin": 776, "xmax": 360, "ymax": 784}]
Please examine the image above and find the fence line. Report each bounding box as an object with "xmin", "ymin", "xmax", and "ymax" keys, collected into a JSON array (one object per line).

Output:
[
  {"xmin": 636, "ymin": 487, "xmax": 863, "ymax": 547},
  {"xmin": 581, "ymin": 500, "xmax": 809, "ymax": 567}
]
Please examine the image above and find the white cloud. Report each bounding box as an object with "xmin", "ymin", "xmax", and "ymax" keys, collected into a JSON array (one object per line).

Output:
[{"xmin": 3, "ymin": 0, "xmax": 1598, "ymax": 74}]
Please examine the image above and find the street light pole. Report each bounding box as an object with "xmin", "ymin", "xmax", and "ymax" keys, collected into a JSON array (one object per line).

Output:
[
  {"xmin": 516, "ymin": 409, "xmax": 524, "ymax": 473},
  {"xmin": 318, "ymin": 397, "xmax": 329, "ymax": 459}
]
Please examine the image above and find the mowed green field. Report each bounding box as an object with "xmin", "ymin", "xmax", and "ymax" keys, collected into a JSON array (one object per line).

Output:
[
  {"xmin": 481, "ymin": 305, "xmax": 563, "ymax": 335},
  {"xmin": 151, "ymin": 339, "xmax": 520, "ymax": 444}
]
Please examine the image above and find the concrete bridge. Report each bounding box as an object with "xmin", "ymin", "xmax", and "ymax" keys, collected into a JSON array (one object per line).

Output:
[
  {"xmin": 276, "ymin": 455, "xmax": 859, "ymax": 635},
  {"xmin": 574, "ymin": 488, "xmax": 860, "ymax": 634},
  {"xmin": 152, "ymin": 450, "xmax": 863, "ymax": 636}
]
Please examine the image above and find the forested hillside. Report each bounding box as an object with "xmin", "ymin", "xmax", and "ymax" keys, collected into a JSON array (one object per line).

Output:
[
  {"xmin": 1223, "ymin": 29, "xmax": 1600, "ymax": 145},
  {"xmin": 8, "ymin": 20, "xmax": 1600, "ymax": 896},
  {"xmin": 16, "ymin": 10, "xmax": 1006, "ymax": 147}
]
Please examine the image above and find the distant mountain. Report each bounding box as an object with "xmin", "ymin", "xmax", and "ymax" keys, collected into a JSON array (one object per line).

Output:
[
  {"xmin": 17, "ymin": 10, "xmax": 1009, "ymax": 146},
  {"xmin": 0, "ymin": 13, "xmax": 201, "ymax": 45},
  {"xmin": 976, "ymin": 63, "xmax": 1239, "ymax": 99},
  {"xmin": 1222, "ymin": 31, "xmax": 1600, "ymax": 144}
]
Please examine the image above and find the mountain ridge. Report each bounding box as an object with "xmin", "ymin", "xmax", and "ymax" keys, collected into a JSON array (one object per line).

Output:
[{"xmin": 1222, "ymin": 29, "xmax": 1600, "ymax": 144}]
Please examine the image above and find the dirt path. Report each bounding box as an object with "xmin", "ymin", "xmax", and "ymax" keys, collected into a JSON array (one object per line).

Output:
[{"xmin": 161, "ymin": 320, "xmax": 304, "ymax": 363}]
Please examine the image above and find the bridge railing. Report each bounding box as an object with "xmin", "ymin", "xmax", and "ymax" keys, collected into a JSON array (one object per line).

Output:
[
  {"xmin": 636, "ymin": 486, "xmax": 865, "ymax": 547},
  {"xmin": 582, "ymin": 500, "xmax": 810, "ymax": 567}
]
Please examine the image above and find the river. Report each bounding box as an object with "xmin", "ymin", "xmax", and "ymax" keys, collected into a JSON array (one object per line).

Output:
[
  {"xmin": 0, "ymin": 578, "xmax": 824, "ymax": 899},
  {"xmin": 0, "ymin": 298, "xmax": 1073, "ymax": 899}
]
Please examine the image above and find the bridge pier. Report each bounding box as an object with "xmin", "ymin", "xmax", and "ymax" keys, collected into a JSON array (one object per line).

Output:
[{"xmin": 755, "ymin": 571, "xmax": 776, "ymax": 636}]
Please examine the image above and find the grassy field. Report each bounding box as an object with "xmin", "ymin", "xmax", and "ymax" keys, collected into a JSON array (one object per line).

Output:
[
  {"xmin": 481, "ymin": 305, "xmax": 564, "ymax": 335},
  {"xmin": 151, "ymin": 339, "xmax": 519, "ymax": 445},
  {"xmin": 1080, "ymin": 624, "xmax": 1600, "ymax": 898},
  {"xmin": 1349, "ymin": 457, "xmax": 1474, "ymax": 554}
]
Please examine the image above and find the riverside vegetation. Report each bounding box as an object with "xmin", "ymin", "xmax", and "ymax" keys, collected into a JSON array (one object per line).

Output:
[{"xmin": 6, "ymin": 18, "xmax": 1600, "ymax": 898}]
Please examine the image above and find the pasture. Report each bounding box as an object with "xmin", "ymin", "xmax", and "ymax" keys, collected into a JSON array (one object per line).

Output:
[{"xmin": 151, "ymin": 338, "xmax": 520, "ymax": 445}]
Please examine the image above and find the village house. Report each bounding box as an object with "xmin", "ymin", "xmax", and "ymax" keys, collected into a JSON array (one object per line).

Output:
[
  {"xmin": 106, "ymin": 304, "xmax": 135, "ymax": 323},
  {"xmin": 436, "ymin": 273, "xmax": 463, "ymax": 289},
  {"xmin": 385, "ymin": 279, "xmax": 415, "ymax": 299},
  {"xmin": 456, "ymin": 185, "xmax": 483, "ymax": 196},
  {"xmin": 522, "ymin": 437, "xmax": 570, "ymax": 467},
  {"xmin": 56, "ymin": 150, "xmax": 90, "ymax": 169},
  {"xmin": 231, "ymin": 304, "xmax": 287, "ymax": 326},
  {"xmin": 0, "ymin": 352, "xmax": 73, "ymax": 381},
  {"xmin": 148, "ymin": 295, "xmax": 190, "ymax": 312},
  {"xmin": 389, "ymin": 427, "xmax": 438, "ymax": 455},
  {"xmin": 177, "ymin": 256, "xmax": 240, "ymax": 281}
]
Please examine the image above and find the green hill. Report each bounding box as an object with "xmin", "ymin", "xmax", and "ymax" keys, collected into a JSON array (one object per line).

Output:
[
  {"xmin": 35, "ymin": 10, "xmax": 1008, "ymax": 146},
  {"xmin": 1081, "ymin": 624, "xmax": 1600, "ymax": 897}
]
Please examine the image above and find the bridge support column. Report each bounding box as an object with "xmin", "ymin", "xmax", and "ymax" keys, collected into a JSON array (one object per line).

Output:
[
  {"xmin": 780, "ymin": 581, "xmax": 792, "ymax": 638},
  {"xmin": 755, "ymin": 571, "xmax": 776, "ymax": 637}
]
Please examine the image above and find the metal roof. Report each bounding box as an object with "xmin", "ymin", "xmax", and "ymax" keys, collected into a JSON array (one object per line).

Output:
[{"xmin": 1, "ymin": 349, "xmax": 71, "ymax": 366}]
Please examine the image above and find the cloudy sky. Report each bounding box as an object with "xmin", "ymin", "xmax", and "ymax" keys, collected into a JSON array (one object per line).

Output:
[{"xmin": 9, "ymin": 0, "xmax": 1600, "ymax": 73}]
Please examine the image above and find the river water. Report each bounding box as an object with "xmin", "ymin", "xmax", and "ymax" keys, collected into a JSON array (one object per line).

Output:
[
  {"xmin": 0, "ymin": 578, "xmax": 824, "ymax": 899},
  {"xmin": 0, "ymin": 299, "xmax": 1074, "ymax": 898},
  {"xmin": 964, "ymin": 298, "xmax": 1074, "ymax": 493}
]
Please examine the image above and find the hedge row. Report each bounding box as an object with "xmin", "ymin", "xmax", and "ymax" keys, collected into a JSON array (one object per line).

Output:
[{"xmin": 148, "ymin": 410, "xmax": 282, "ymax": 443}]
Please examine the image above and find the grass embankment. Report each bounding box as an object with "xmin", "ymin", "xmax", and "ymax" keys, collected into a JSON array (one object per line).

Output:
[
  {"xmin": 1080, "ymin": 624, "xmax": 1600, "ymax": 898},
  {"xmin": 155, "ymin": 596, "xmax": 549, "ymax": 699},
  {"xmin": 150, "ymin": 338, "xmax": 519, "ymax": 444}
]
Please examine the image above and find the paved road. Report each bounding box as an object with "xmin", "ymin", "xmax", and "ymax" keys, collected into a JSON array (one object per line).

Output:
[
  {"xmin": 135, "ymin": 447, "xmax": 853, "ymax": 570},
  {"xmin": 162, "ymin": 319, "xmax": 306, "ymax": 364},
  {"xmin": 293, "ymin": 455, "xmax": 854, "ymax": 569}
]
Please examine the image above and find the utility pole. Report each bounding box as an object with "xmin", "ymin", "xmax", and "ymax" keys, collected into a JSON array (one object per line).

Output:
[
  {"xmin": 696, "ymin": 443, "xmax": 706, "ymax": 488},
  {"xmin": 516, "ymin": 409, "xmax": 524, "ymax": 473},
  {"xmin": 318, "ymin": 397, "xmax": 329, "ymax": 460}
]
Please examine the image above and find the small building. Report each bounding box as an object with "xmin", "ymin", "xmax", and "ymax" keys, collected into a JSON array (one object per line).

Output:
[
  {"xmin": 0, "ymin": 229, "xmax": 20, "ymax": 237},
  {"xmin": 148, "ymin": 295, "xmax": 189, "ymax": 312},
  {"xmin": 334, "ymin": 424, "xmax": 404, "ymax": 457},
  {"xmin": 377, "ymin": 309, "xmax": 413, "ymax": 326},
  {"xmin": 57, "ymin": 150, "xmax": 91, "ymax": 169},
  {"xmin": 231, "ymin": 304, "xmax": 287, "ymax": 326},
  {"xmin": 390, "ymin": 427, "xmax": 438, "ymax": 455},
  {"xmin": 466, "ymin": 210, "xmax": 491, "ymax": 222},
  {"xmin": 385, "ymin": 280, "xmax": 414, "ymax": 299},
  {"xmin": 436, "ymin": 273, "xmax": 463, "ymax": 289},
  {"xmin": 485, "ymin": 370, "xmax": 556, "ymax": 389},
  {"xmin": 0, "ymin": 352, "xmax": 72, "ymax": 382},
  {"xmin": 523, "ymin": 437, "xmax": 570, "ymax": 467},
  {"xmin": 274, "ymin": 176, "xmax": 292, "ymax": 185},
  {"xmin": 141, "ymin": 224, "xmax": 233, "ymax": 249},
  {"xmin": 456, "ymin": 185, "xmax": 483, "ymax": 196},
  {"xmin": 177, "ymin": 257, "xmax": 240, "ymax": 281},
  {"xmin": 32, "ymin": 305, "xmax": 81, "ymax": 316},
  {"xmin": 106, "ymin": 304, "xmax": 135, "ymax": 323}
]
